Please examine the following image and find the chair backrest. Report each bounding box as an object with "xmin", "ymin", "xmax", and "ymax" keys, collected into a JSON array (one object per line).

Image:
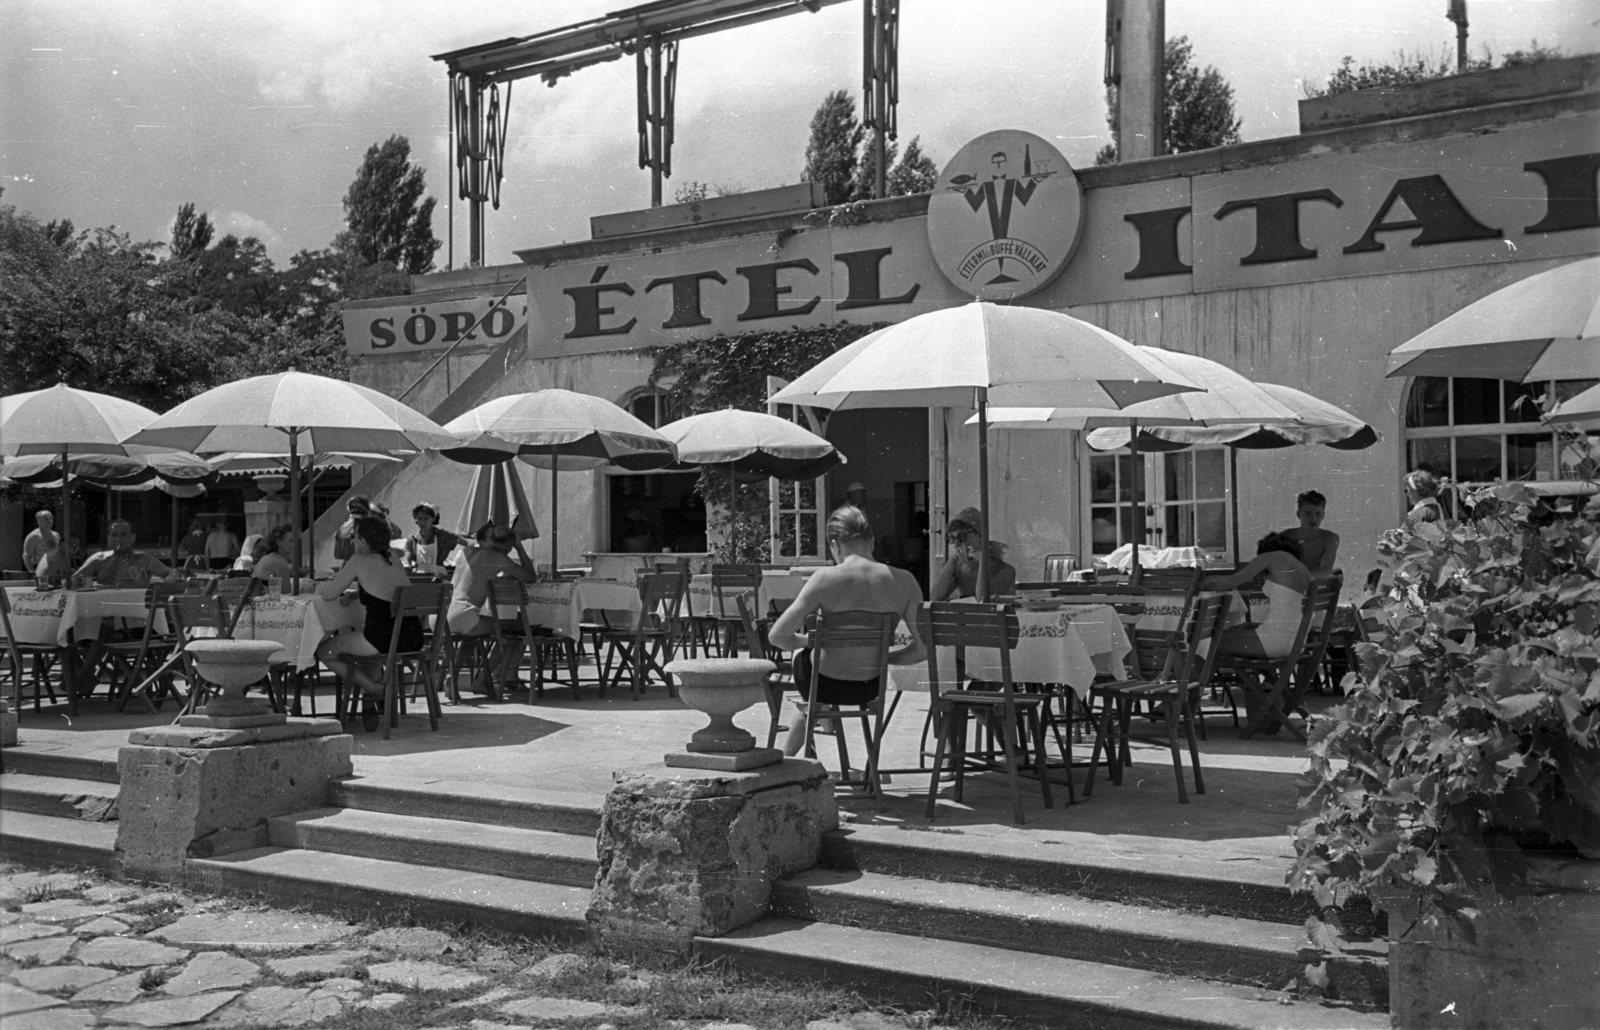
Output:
[
  {"xmin": 0, "ymin": 589, "xmax": 22, "ymax": 672},
  {"xmin": 1353, "ymin": 598, "xmax": 1389, "ymax": 647},
  {"xmin": 2, "ymin": 570, "xmax": 33, "ymax": 582},
  {"xmin": 808, "ymin": 609, "xmax": 895, "ymax": 706},
  {"xmin": 768, "ymin": 597, "xmax": 794, "ymax": 620},
  {"xmin": 1134, "ymin": 566, "xmax": 1203, "ymax": 593},
  {"xmin": 638, "ymin": 571, "xmax": 683, "ymax": 631},
  {"xmin": 486, "ymin": 577, "xmax": 530, "ymax": 622},
  {"xmin": 173, "ymin": 593, "xmax": 228, "ymax": 640},
  {"xmin": 389, "ymin": 582, "xmax": 449, "ymax": 657},
  {"xmin": 1042, "ymin": 553, "xmax": 1079, "ymax": 582},
  {"xmin": 733, "ymin": 593, "xmax": 770, "ymax": 661},
  {"xmin": 1174, "ymin": 593, "xmax": 1232, "ymax": 688},
  {"xmin": 1049, "ymin": 584, "xmax": 1147, "ymax": 619},
  {"xmin": 1129, "ymin": 628, "xmax": 1179, "ymax": 680},
  {"xmin": 918, "ymin": 601, "xmax": 1020, "ymax": 698},
  {"xmin": 1299, "ymin": 577, "xmax": 1344, "ymax": 663},
  {"xmin": 710, "ymin": 564, "xmax": 761, "ymax": 619}
]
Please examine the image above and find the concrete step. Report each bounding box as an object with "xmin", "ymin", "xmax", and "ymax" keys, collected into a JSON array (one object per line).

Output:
[
  {"xmin": 821, "ymin": 824, "xmax": 1382, "ymax": 935},
  {"xmin": 187, "ymin": 846, "xmax": 590, "ymax": 942},
  {"xmin": 269, "ymin": 808, "xmax": 598, "ymax": 887},
  {"xmin": 771, "ymin": 868, "xmax": 1386, "ymax": 1008},
  {"xmin": 0, "ymin": 773, "xmax": 119, "ymax": 821},
  {"xmin": 699, "ymin": 917, "xmax": 1389, "ymax": 1030},
  {"xmin": 3, "ymin": 745, "xmax": 120, "ymax": 784},
  {"xmin": 327, "ymin": 778, "xmax": 602, "ymax": 837},
  {"xmin": 0, "ymin": 809, "xmax": 120, "ymax": 875}
]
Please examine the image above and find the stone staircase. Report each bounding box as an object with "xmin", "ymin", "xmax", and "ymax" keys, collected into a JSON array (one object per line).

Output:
[{"xmin": 1, "ymin": 755, "xmax": 1391, "ymax": 1028}]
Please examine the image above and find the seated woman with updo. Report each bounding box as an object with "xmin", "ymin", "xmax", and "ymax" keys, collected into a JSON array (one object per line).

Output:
[
  {"xmin": 768, "ymin": 506, "xmax": 926, "ymax": 756},
  {"xmin": 316, "ymin": 515, "xmax": 424, "ymax": 731},
  {"xmin": 1201, "ymin": 532, "xmax": 1312, "ymax": 660}
]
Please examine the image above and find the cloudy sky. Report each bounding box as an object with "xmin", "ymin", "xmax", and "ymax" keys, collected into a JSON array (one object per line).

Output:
[{"xmin": 5, "ymin": 0, "xmax": 1596, "ymax": 268}]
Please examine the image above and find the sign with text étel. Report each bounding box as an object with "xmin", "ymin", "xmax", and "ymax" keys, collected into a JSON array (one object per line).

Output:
[
  {"xmin": 342, "ymin": 290, "xmax": 528, "ymax": 356},
  {"xmin": 349, "ymin": 116, "xmax": 1598, "ymax": 360}
]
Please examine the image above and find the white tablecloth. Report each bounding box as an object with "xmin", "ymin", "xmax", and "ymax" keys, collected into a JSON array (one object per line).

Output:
[
  {"xmin": 1, "ymin": 587, "xmax": 164, "ymax": 647},
  {"xmin": 519, "ymin": 579, "xmax": 643, "ymax": 640},
  {"xmin": 684, "ymin": 570, "xmax": 812, "ymax": 619},
  {"xmin": 887, "ymin": 604, "xmax": 1131, "ymax": 701},
  {"xmin": 231, "ymin": 595, "xmax": 365, "ymax": 670}
]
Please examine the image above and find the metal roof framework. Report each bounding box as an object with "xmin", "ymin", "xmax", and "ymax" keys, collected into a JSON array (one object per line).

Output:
[{"xmin": 432, "ymin": 0, "xmax": 899, "ymax": 268}]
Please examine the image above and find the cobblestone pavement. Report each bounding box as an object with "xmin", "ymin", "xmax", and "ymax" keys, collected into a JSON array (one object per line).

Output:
[{"xmin": 0, "ymin": 864, "xmax": 975, "ymax": 1030}]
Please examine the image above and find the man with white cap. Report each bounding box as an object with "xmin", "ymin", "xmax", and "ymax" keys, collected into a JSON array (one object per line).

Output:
[{"xmin": 844, "ymin": 481, "xmax": 867, "ymax": 508}]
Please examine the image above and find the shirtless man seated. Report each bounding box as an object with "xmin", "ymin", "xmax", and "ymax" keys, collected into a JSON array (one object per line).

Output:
[{"xmin": 1281, "ymin": 490, "xmax": 1340, "ymax": 576}]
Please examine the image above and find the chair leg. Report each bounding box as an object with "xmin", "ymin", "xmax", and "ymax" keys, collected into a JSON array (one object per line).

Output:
[
  {"xmin": 1083, "ymin": 694, "xmax": 1117, "ymax": 798},
  {"xmin": 832, "ymin": 711, "xmax": 852, "ymax": 784},
  {"xmin": 1183, "ymin": 696, "xmax": 1205, "ymax": 795},
  {"xmin": 996, "ymin": 705, "xmax": 1027, "ymax": 825},
  {"xmin": 1164, "ymin": 697, "xmax": 1189, "ymax": 804},
  {"xmin": 925, "ymin": 703, "xmax": 953, "ymax": 819},
  {"xmin": 1029, "ymin": 706, "xmax": 1054, "ymax": 810}
]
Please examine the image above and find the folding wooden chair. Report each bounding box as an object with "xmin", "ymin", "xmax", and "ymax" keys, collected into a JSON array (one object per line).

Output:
[
  {"xmin": 169, "ymin": 593, "xmax": 229, "ymax": 718},
  {"xmin": 704, "ymin": 564, "xmax": 761, "ymax": 657},
  {"xmin": 795, "ymin": 610, "xmax": 894, "ymax": 797},
  {"xmin": 735, "ymin": 594, "xmax": 795, "ymax": 749},
  {"xmin": 1042, "ymin": 554, "xmax": 1080, "ymax": 582},
  {"xmin": 921, "ymin": 602, "xmax": 1053, "ymax": 826},
  {"xmin": 597, "ymin": 572, "xmax": 682, "ymax": 700},
  {"xmin": 1220, "ymin": 578, "xmax": 1342, "ymax": 741},
  {"xmin": 107, "ymin": 582, "xmax": 189, "ymax": 712},
  {"xmin": 0, "ymin": 588, "xmax": 71, "ymax": 714},
  {"xmin": 378, "ymin": 583, "xmax": 449, "ymax": 740},
  {"xmin": 1085, "ymin": 593, "xmax": 1230, "ymax": 803}
]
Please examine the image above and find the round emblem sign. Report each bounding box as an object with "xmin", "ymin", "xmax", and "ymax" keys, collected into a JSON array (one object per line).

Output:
[{"xmin": 925, "ymin": 130, "xmax": 1084, "ymax": 301}]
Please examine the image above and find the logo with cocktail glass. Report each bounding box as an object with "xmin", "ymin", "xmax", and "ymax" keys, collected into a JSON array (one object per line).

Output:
[{"xmin": 926, "ymin": 130, "xmax": 1084, "ymax": 301}]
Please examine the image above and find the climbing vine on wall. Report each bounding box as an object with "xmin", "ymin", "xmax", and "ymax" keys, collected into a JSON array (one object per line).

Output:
[{"xmin": 645, "ymin": 320, "xmax": 889, "ymax": 562}]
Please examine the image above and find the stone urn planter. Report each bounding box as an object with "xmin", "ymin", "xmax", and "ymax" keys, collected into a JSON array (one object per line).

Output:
[
  {"xmin": 183, "ymin": 639, "xmax": 284, "ymax": 727},
  {"xmin": 663, "ymin": 657, "xmax": 776, "ymax": 770}
]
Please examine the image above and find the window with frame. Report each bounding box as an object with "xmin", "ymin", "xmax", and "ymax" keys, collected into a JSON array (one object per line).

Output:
[
  {"xmin": 1403, "ymin": 376, "xmax": 1598, "ymax": 487},
  {"xmin": 625, "ymin": 388, "xmax": 680, "ymax": 429}
]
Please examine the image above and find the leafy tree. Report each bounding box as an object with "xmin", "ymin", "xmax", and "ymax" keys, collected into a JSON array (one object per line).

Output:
[
  {"xmin": 802, "ymin": 90, "xmax": 865, "ymax": 206},
  {"xmin": 336, "ymin": 135, "xmax": 440, "ymax": 275},
  {"xmin": 1304, "ymin": 41, "xmax": 1562, "ymax": 98},
  {"xmin": 1096, "ymin": 36, "xmax": 1242, "ymax": 165},
  {"xmin": 886, "ymin": 135, "xmax": 939, "ymax": 196},
  {"xmin": 169, "ymin": 202, "xmax": 213, "ymax": 261}
]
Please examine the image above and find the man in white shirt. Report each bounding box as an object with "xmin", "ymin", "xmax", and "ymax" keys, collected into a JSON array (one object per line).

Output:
[{"xmin": 22, "ymin": 508, "xmax": 59, "ymax": 573}]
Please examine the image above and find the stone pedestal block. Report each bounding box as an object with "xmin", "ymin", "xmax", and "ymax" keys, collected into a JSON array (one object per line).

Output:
[
  {"xmin": 1387, "ymin": 859, "xmax": 1600, "ymax": 1029},
  {"xmin": 244, "ymin": 499, "xmax": 291, "ymax": 543},
  {"xmin": 116, "ymin": 718, "xmax": 351, "ymax": 882},
  {"xmin": 587, "ymin": 758, "xmax": 837, "ymax": 955}
]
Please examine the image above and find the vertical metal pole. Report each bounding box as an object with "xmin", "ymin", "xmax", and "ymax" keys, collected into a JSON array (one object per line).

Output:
[
  {"xmin": 650, "ymin": 36, "xmax": 664, "ymax": 207},
  {"xmin": 1130, "ymin": 422, "xmax": 1143, "ymax": 582},
  {"xmin": 873, "ymin": 3, "xmax": 887, "ymax": 199},
  {"xmin": 288, "ymin": 432, "xmax": 301, "ymax": 595},
  {"xmin": 976, "ymin": 388, "xmax": 991, "ymax": 603},
  {"xmin": 468, "ymin": 83, "xmax": 483, "ymax": 266},
  {"xmin": 60, "ymin": 447, "xmax": 70, "ymax": 575},
  {"xmin": 550, "ymin": 450, "xmax": 559, "ymax": 575},
  {"xmin": 447, "ymin": 76, "xmax": 454, "ymax": 271}
]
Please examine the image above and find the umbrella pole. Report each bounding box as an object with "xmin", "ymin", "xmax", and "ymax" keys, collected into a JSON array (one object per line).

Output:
[
  {"xmin": 977, "ymin": 388, "xmax": 991, "ymax": 604},
  {"xmin": 1230, "ymin": 447, "xmax": 1241, "ymax": 564},
  {"xmin": 60, "ymin": 446, "xmax": 70, "ymax": 575},
  {"xmin": 1130, "ymin": 421, "xmax": 1142, "ymax": 583},
  {"xmin": 289, "ymin": 433, "xmax": 301, "ymax": 595},
  {"xmin": 729, "ymin": 461, "xmax": 738, "ymax": 563},
  {"xmin": 307, "ymin": 465, "xmax": 317, "ymax": 575},
  {"xmin": 550, "ymin": 447, "xmax": 558, "ymax": 577},
  {"xmin": 170, "ymin": 495, "xmax": 179, "ymax": 570}
]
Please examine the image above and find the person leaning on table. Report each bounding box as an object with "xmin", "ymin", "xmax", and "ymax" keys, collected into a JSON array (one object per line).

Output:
[
  {"xmin": 1201, "ymin": 532, "xmax": 1310, "ymax": 660},
  {"xmin": 75, "ymin": 520, "xmax": 177, "ymax": 586},
  {"xmin": 768, "ymin": 505, "xmax": 925, "ymax": 757},
  {"xmin": 249, "ymin": 524, "xmax": 295, "ymax": 592},
  {"xmin": 930, "ymin": 506, "xmax": 1017, "ymax": 600}
]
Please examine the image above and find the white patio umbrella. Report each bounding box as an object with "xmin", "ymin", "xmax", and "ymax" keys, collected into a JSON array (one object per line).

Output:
[
  {"xmin": 771, "ymin": 302, "xmax": 1200, "ymax": 598},
  {"xmin": 457, "ymin": 462, "xmax": 540, "ymax": 541},
  {"xmin": 975, "ymin": 348, "xmax": 1301, "ymax": 577},
  {"xmin": 1386, "ymin": 255, "xmax": 1600, "ymax": 381},
  {"xmin": 1547, "ymin": 381, "xmax": 1600, "ymax": 426},
  {"xmin": 657, "ymin": 408, "xmax": 843, "ymax": 558},
  {"xmin": 124, "ymin": 371, "xmax": 459, "ymax": 592},
  {"xmin": 0, "ymin": 385, "xmax": 174, "ymax": 571},
  {"xmin": 439, "ymin": 390, "xmax": 677, "ymax": 571}
]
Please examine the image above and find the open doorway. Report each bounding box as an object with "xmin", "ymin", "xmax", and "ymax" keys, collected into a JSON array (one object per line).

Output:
[
  {"xmin": 607, "ymin": 471, "xmax": 706, "ymax": 553},
  {"xmin": 825, "ymin": 407, "xmax": 930, "ymax": 587}
]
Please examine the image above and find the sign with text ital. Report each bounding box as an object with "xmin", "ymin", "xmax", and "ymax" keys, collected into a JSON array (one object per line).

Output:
[{"xmin": 925, "ymin": 130, "xmax": 1085, "ymax": 300}]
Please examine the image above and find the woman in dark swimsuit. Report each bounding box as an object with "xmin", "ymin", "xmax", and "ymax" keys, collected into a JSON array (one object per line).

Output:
[{"xmin": 317, "ymin": 516, "xmax": 421, "ymax": 730}]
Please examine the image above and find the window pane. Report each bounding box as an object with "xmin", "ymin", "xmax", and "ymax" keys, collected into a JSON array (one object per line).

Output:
[
  {"xmin": 1406, "ymin": 377, "xmax": 1449, "ymax": 428},
  {"xmin": 1164, "ymin": 504, "xmax": 1194, "ymax": 547},
  {"xmin": 777, "ymin": 513, "xmax": 796, "ymax": 557},
  {"xmin": 798, "ymin": 513, "xmax": 817, "ymax": 556},
  {"xmin": 1504, "ymin": 381, "xmax": 1544, "ymax": 424},
  {"xmin": 1454, "ymin": 435, "xmax": 1502, "ymax": 482},
  {"xmin": 1555, "ymin": 379, "xmax": 1599, "ymax": 404},
  {"xmin": 1117, "ymin": 453, "xmax": 1143, "ymax": 503},
  {"xmin": 1195, "ymin": 502, "xmax": 1227, "ymax": 550},
  {"xmin": 797, "ymin": 479, "xmax": 816, "ymax": 511},
  {"xmin": 777, "ymin": 480, "xmax": 795, "ymax": 507},
  {"xmin": 1194, "ymin": 449, "xmax": 1226, "ymax": 500},
  {"xmin": 1408, "ymin": 437, "xmax": 1450, "ymax": 478},
  {"xmin": 1090, "ymin": 456, "xmax": 1117, "ymax": 504},
  {"xmin": 1506, "ymin": 433, "xmax": 1551, "ymax": 481},
  {"xmin": 1090, "ymin": 507, "xmax": 1119, "ymax": 555},
  {"xmin": 1164, "ymin": 454, "xmax": 1194, "ymax": 503},
  {"xmin": 1452, "ymin": 378, "xmax": 1500, "ymax": 426}
]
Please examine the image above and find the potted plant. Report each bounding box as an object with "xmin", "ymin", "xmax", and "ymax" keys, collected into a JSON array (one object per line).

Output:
[{"xmin": 1290, "ymin": 475, "xmax": 1600, "ymax": 1028}]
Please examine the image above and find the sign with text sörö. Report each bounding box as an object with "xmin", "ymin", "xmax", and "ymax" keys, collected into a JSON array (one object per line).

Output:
[
  {"xmin": 926, "ymin": 130, "xmax": 1084, "ymax": 301},
  {"xmin": 342, "ymin": 290, "xmax": 528, "ymax": 356}
]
